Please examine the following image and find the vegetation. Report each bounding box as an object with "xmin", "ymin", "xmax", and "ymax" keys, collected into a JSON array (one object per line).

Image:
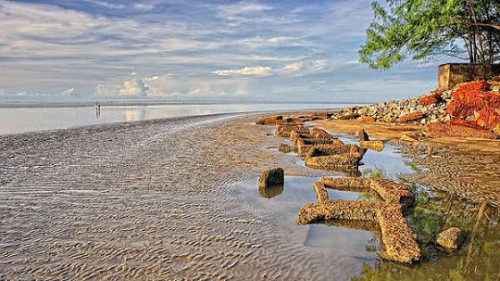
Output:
[{"xmin": 359, "ymin": 0, "xmax": 500, "ymax": 69}]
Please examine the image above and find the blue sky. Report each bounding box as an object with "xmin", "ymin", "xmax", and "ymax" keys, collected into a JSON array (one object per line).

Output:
[{"xmin": 0, "ymin": 0, "xmax": 440, "ymax": 102}]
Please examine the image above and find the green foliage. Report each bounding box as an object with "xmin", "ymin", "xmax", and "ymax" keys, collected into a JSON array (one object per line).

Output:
[{"xmin": 360, "ymin": 0, "xmax": 500, "ymax": 69}]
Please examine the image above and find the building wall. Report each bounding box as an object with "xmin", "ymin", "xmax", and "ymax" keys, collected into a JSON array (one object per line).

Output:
[{"xmin": 438, "ymin": 64, "xmax": 500, "ymax": 90}]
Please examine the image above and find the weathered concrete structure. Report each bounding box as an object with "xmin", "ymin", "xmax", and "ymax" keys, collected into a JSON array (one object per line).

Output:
[
  {"xmin": 304, "ymin": 145, "xmax": 361, "ymax": 170},
  {"xmin": 438, "ymin": 63, "xmax": 500, "ymax": 90},
  {"xmin": 258, "ymin": 167, "xmax": 284, "ymax": 189},
  {"xmin": 297, "ymin": 177, "xmax": 420, "ymax": 264}
]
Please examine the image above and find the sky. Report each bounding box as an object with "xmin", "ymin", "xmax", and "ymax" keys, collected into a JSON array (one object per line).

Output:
[{"xmin": 0, "ymin": 0, "xmax": 441, "ymax": 102}]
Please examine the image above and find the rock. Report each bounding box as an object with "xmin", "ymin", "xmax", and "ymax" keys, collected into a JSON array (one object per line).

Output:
[
  {"xmin": 360, "ymin": 116, "xmax": 376, "ymax": 122},
  {"xmin": 278, "ymin": 143, "xmax": 295, "ymax": 153},
  {"xmin": 358, "ymin": 129, "xmax": 369, "ymax": 142},
  {"xmin": 310, "ymin": 128, "xmax": 332, "ymax": 139},
  {"xmin": 450, "ymin": 117, "xmax": 484, "ymax": 130},
  {"xmin": 446, "ymin": 101, "xmax": 475, "ymax": 117},
  {"xmin": 426, "ymin": 123, "xmax": 497, "ymax": 139},
  {"xmin": 400, "ymin": 112, "xmax": 425, "ymax": 123},
  {"xmin": 256, "ymin": 115, "xmax": 283, "ymax": 125},
  {"xmin": 275, "ymin": 123, "xmax": 304, "ymax": 137},
  {"xmin": 400, "ymin": 133, "xmax": 418, "ymax": 142},
  {"xmin": 476, "ymin": 106, "xmax": 500, "ymax": 129},
  {"xmin": 493, "ymin": 123, "xmax": 500, "ymax": 136},
  {"xmin": 436, "ymin": 227, "xmax": 464, "ymax": 251},
  {"xmin": 296, "ymin": 138, "xmax": 343, "ymax": 157},
  {"xmin": 258, "ymin": 168, "xmax": 284, "ymax": 189}
]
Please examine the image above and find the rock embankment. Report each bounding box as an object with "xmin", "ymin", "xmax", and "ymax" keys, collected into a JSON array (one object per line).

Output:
[{"xmin": 330, "ymin": 80, "xmax": 500, "ymax": 139}]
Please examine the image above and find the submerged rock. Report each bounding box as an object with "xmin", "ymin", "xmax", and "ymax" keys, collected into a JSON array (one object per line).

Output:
[
  {"xmin": 258, "ymin": 167, "xmax": 284, "ymax": 189},
  {"xmin": 360, "ymin": 140, "xmax": 384, "ymax": 152},
  {"xmin": 436, "ymin": 227, "xmax": 464, "ymax": 252}
]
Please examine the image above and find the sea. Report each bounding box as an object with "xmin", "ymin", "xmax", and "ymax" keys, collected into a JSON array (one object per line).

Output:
[{"xmin": 0, "ymin": 101, "xmax": 362, "ymax": 135}]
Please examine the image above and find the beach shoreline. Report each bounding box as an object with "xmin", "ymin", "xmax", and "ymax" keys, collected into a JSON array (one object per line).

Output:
[
  {"xmin": 0, "ymin": 112, "xmax": 498, "ymax": 280},
  {"xmin": 1, "ymin": 112, "xmax": 363, "ymax": 280}
]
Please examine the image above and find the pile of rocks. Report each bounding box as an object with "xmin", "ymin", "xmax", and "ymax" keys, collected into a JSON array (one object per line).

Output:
[
  {"xmin": 331, "ymin": 91, "xmax": 450, "ymax": 125},
  {"xmin": 330, "ymin": 80, "xmax": 500, "ymax": 138}
]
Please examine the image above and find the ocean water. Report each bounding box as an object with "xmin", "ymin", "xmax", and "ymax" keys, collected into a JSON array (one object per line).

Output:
[{"xmin": 0, "ymin": 102, "xmax": 359, "ymax": 135}]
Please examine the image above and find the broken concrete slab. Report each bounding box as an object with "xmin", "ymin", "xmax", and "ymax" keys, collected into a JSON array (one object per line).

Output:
[
  {"xmin": 297, "ymin": 177, "xmax": 420, "ymax": 264},
  {"xmin": 258, "ymin": 167, "xmax": 284, "ymax": 189}
]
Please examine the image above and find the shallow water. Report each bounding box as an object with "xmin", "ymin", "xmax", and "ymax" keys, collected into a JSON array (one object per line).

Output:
[
  {"xmin": 231, "ymin": 176, "xmax": 381, "ymax": 279},
  {"xmin": 0, "ymin": 102, "xmax": 356, "ymax": 135},
  {"xmin": 252, "ymin": 125, "xmax": 500, "ymax": 280}
]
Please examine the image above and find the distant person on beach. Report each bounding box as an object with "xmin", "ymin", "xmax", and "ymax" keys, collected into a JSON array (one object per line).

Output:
[{"xmin": 95, "ymin": 101, "xmax": 101, "ymax": 118}]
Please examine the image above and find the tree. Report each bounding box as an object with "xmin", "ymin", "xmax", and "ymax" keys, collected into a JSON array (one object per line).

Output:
[{"xmin": 359, "ymin": 0, "xmax": 500, "ymax": 69}]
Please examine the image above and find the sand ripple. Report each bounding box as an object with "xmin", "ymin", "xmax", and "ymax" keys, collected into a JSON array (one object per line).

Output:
[{"xmin": 1, "ymin": 114, "xmax": 373, "ymax": 280}]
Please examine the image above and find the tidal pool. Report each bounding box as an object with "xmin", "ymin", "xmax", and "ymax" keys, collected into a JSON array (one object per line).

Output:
[
  {"xmin": 240, "ymin": 127, "xmax": 499, "ymax": 279},
  {"xmin": 231, "ymin": 176, "xmax": 382, "ymax": 279}
]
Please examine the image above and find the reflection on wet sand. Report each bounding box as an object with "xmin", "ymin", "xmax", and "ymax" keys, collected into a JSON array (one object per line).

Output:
[{"xmin": 258, "ymin": 184, "xmax": 284, "ymax": 199}]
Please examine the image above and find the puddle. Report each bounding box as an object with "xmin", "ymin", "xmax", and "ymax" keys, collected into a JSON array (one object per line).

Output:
[
  {"xmin": 330, "ymin": 132, "xmax": 415, "ymax": 180},
  {"xmin": 232, "ymin": 176, "xmax": 380, "ymax": 258}
]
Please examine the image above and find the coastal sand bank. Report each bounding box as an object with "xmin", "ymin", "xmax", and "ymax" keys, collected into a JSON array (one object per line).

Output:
[{"xmin": 0, "ymin": 113, "xmax": 374, "ymax": 280}]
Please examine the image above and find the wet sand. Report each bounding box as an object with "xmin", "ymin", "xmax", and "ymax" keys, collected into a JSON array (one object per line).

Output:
[
  {"xmin": 313, "ymin": 119, "xmax": 500, "ymax": 207},
  {"xmin": 0, "ymin": 113, "xmax": 371, "ymax": 280},
  {"xmin": 1, "ymin": 113, "xmax": 498, "ymax": 280}
]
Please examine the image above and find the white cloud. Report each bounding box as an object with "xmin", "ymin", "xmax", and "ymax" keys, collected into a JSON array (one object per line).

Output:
[
  {"xmin": 211, "ymin": 66, "xmax": 273, "ymax": 77},
  {"xmin": 239, "ymin": 36, "xmax": 308, "ymax": 49},
  {"xmin": 282, "ymin": 62, "xmax": 304, "ymax": 74},
  {"xmin": 311, "ymin": 60, "xmax": 329, "ymax": 70},
  {"xmin": 61, "ymin": 87, "xmax": 76, "ymax": 96},
  {"xmin": 218, "ymin": 2, "xmax": 272, "ymax": 17},
  {"xmin": 119, "ymin": 78, "xmax": 149, "ymax": 96}
]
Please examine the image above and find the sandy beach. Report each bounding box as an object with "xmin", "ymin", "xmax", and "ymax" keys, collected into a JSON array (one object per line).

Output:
[
  {"xmin": 0, "ymin": 113, "xmax": 370, "ymax": 280},
  {"xmin": 1, "ymin": 113, "xmax": 498, "ymax": 280}
]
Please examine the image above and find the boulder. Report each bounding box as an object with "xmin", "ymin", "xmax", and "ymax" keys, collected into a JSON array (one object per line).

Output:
[
  {"xmin": 436, "ymin": 227, "xmax": 464, "ymax": 251},
  {"xmin": 419, "ymin": 94, "xmax": 439, "ymax": 106},
  {"xmin": 258, "ymin": 168, "xmax": 284, "ymax": 189},
  {"xmin": 476, "ymin": 106, "xmax": 500, "ymax": 129},
  {"xmin": 400, "ymin": 112, "xmax": 426, "ymax": 123},
  {"xmin": 278, "ymin": 143, "xmax": 295, "ymax": 153},
  {"xmin": 256, "ymin": 115, "xmax": 283, "ymax": 125},
  {"xmin": 289, "ymin": 128, "xmax": 311, "ymax": 142},
  {"xmin": 446, "ymin": 101, "xmax": 475, "ymax": 117}
]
